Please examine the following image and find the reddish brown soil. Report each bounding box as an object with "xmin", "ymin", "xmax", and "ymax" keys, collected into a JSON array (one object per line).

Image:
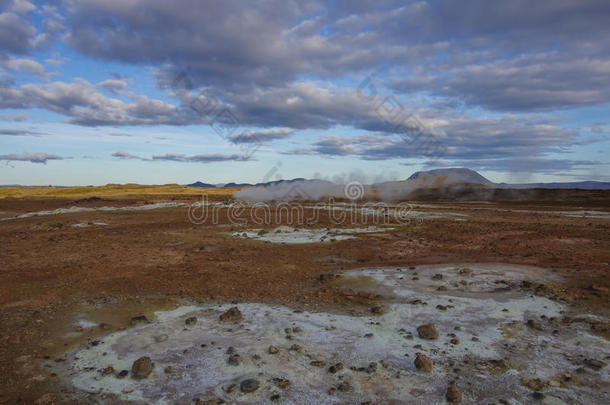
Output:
[{"xmin": 0, "ymin": 194, "xmax": 609, "ymax": 403}]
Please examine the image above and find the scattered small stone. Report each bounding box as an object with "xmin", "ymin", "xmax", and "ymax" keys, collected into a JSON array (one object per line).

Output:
[
  {"xmin": 411, "ymin": 299, "xmax": 423, "ymax": 305},
  {"xmin": 471, "ymin": 336, "xmax": 479, "ymax": 342},
  {"xmin": 164, "ymin": 366, "xmax": 172, "ymax": 374},
  {"xmin": 414, "ymin": 353, "xmax": 433, "ymax": 372},
  {"xmin": 523, "ymin": 378, "xmax": 547, "ymax": 391},
  {"xmin": 585, "ymin": 358, "xmax": 606, "ymax": 370},
  {"xmin": 432, "ymin": 274, "xmax": 443, "ymax": 280},
  {"xmin": 130, "ymin": 315, "xmax": 148, "ymax": 325},
  {"xmin": 270, "ymin": 394, "xmax": 280, "ymax": 402},
  {"xmin": 437, "ymin": 286, "xmax": 448, "ymax": 291},
  {"xmin": 310, "ymin": 360, "xmax": 326, "ymax": 367},
  {"xmin": 436, "ymin": 305, "xmax": 447, "ymax": 311},
  {"xmin": 527, "ymin": 319, "xmax": 540, "ymax": 329},
  {"xmin": 240, "ymin": 378, "xmax": 260, "ymax": 393},
  {"xmin": 268, "ymin": 345, "xmax": 279, "ymax": 354},
  {"xmin": 370, "ymin": 306, "xmax": 384, "ymax": 314},
  {"xmin": 117, "ymin": 370, "xmax": 128, "ymax": 378},
  {"xmin": 219, "ymin": 307, "xmax": 243, "ymax": 323},
  {"xmin": 225, "ymin": 383, "xmax": 238, "ymax": 393},
  {"xmin": 289, "ymin": 344, "xmax": 302, "ymax": 352},
  {"xmin": 337, "ymin": 382, "xmax": 352, "ymax": 392},
  {"xmin": 450, "ymin": 338, "xmax": 460, "ymax": 345},
  {"xmin": 185, "ymin": 316, "xmax": 197, "ymax": 326},
  {"xmin": 227, "ymin": 354, "xmax": 240, "ymax": 366},
  {"xmin": 532, "ymin": 392, "xmax": 544, "ymax": 400},
  {"xmin": 102, "ymin": 366, "xmax": 114, "ymax": 376},
  {"xmin": 329, "ymin": 363, "xmax": 344, "ymax": 373},
  {"xmin": 273, "ymin": 378, "xmax": 291, "ymax": 388},
  {"xmin": 446, "ymin": 381, "xmax": 462, "ymax": 403},
  {"xmin": 131, "ymin": 356, "xmax": 152, "ymax": 379},
  {"xmin": 364, "ymin": 333, "xmax": 374, "ymax": 338},
  {"xmin": 417, "ymin": 323, "xmax": 439, "ymax": 340}
]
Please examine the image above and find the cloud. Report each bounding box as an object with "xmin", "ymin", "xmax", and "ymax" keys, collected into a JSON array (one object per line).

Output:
[
  {"xmin": 0, "ymin": 128, "xmax": 43, "ymax": 136},
  {"xmin": 111, "ymin": 151, "xmax": 146, "ymax": 160},
  {"xmin": 0, "ymin": 78, "xmax": 185, "ymax": 126},
  {"xmin": 0, "ymin": 152, "xmax": 63, "ymax": 164},
  {"xmin": 0, "ymin": 112, "xmax": 27, "ymax": 121},
  {"xmin": 228, "ymin": 128, "xmax": 293, "ymax": 144},
  {"xmin": 0, "ymin": 55, "xmax": 49, "ymax": 79},
  {"xmin": 152, "ymin": 153, "xmax": 252, "ymax": 163},
  {"xmin": 0, "ymin": 1, "xmax": 64, "ymax": 54},
  {"xmin": 286, "ymin": 114, "xmax": 580, "ymax": 165}
]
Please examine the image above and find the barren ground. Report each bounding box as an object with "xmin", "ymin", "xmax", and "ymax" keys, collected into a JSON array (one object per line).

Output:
[{"xmin": 0, "ymin": 189, "xmax": 608, "ymax": 403}]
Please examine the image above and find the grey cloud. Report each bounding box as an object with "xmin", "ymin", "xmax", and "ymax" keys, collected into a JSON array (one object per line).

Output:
[
  {"xmin": 0, "ymin": 128, "xmax": 43, "ymax": 136},
  {"xmin": 0, "ymin": 112, "xmax": 27, "ymax": 121},
  {"xmin": 152, "ymin": 153, "xmax": 251, "ymax": 163},
  {"xmin": 0, "ymin": 152, "xmax": 63, "ymax": 163},
  {"xmin": 228, "ymin": 128, "xmax": 293, "ymax": 144},
  {"xmin": 111, "ymin": 151, "xmax": 146, "ymax": 160},
  {"xmin": 287, "ymin": 115, "xmax": 580, "ymax": 165}
]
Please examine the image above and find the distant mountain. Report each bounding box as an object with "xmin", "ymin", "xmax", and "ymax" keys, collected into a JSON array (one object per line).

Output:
[
  {"xmin": 254, "ymin": 178, "xmax": 307, "ymax": 186},
  {"xmin": 499, "ymin": 181, "xmax": 610, "ymax": 190},
  {"xmin": 409, "ymin": 168, "xmax": 610, "ymax": 190},
  {"xmin": 408, "ymin": 168, "xmax": 495, "ymax": 187},
  {"xmin": 187, "ymin": 178, "xmax": 312, "ymax": 188},
  {"xmin": 186, "ymin": 181, "xmax": 217, "ymax": 188}
]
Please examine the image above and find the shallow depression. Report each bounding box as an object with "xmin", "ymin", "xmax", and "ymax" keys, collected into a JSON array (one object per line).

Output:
[{"xmin": 51, "ymin": 264, "xmax": 609, "ymax": 404}]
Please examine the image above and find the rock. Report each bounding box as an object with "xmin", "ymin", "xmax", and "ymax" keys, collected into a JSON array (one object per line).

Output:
[
  {"xmin": 585, "ymin": 358, "xmax": 606, "ymax": 370},
  {"xmin": 270, "ymin": 394, "xmax": 281, "ymax": 402},
  {"xmin": 164, "ymin": 366, "xmax": 173, "ymax": 374},
  {"xmin": 329, "ymin": 362, "xmax": 344, "ymax": 373},
  {"xmin": 185, "ymin": 316, "xmax": 197, "ymax": 326},
  {"xmin": 117, "ymin": 370, "xmax": 129, "ymax": 378},
  {"xmin": 370, "ymin": 306, "xmax": 384, "ymax": 314},
  {"xmin": 273, "ymin": 378, "xmax": 290, "ymax": 388},
  {"xmin": 240, "ymin": 378, "xmax": 260, "ymax": 393},
  {"xmin": 227, "ymin": 354, "xmax": 240, "ymax": 366},
  {"xmin": 446, "ymin": 381, "xmax": 462, "ymax": 403},
  {"xmin": 102, "ymin": 366, "xmax": 114, "ymax": 375},
  {"xmin": 524, "ymin": 378, "xmax": 548, "ymax": 391},
  {"xmin": 527, "ymin": 319, "xmax": 543, "ymax": 331},
  {"xmin": 589, "ymin": 284, "xmax": 608, "ymax": 294},
  {"xmin": 193, "ymin": 399, "xmax": 225, "ymax": 405},
  {"xmin": 437, "ymin": 286, "xmax": 448, "ymax": 291},
  {"xmin": 337, "ymin": 382, "xmax": 352, "ymax": 392},
  {"xmin": 432, "ymin": 274, "xmax": 443, "ymax": 280},
  {"xmin": 310, "ymin": 360, "xmax": 326, "ymax": 367},
  {"xmin": 268, "ymin": 345, "xmax": 279, "ymax": 354},
  {"xmin": 130, "ymin": 315, "xmax": 148, "ymax": 325},
  {"xmin": 289, "ymin": 344, "xmax": 302, "ymax": 352},
  {"xmin": 417, "ymin": 323, "xmax": 439, "ymax": 340},
  {"xmin": 414, "ymin": 353, "xmax": 433, "ymax": 372},
  {"xmin": 450, "ymin": 338, "xmax": 460, "ymax": 345},
  {"xmin": 131, "ymin": 356, "xmax": 153, "ymax": 379},
  {"xmin": 219, "ymin": 307, "xmax": 243, "ymax": 323}
]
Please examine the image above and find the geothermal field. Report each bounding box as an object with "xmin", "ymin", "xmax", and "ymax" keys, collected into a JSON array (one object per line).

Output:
[{"xmin": 0, "ymin": 181, "xmax": 608, "ymax": 404}]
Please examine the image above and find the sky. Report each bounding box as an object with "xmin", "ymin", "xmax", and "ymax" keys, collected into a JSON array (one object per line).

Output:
[{"xmin": 0, "ymin": 0, "xmax": 609, "ymax": 186}]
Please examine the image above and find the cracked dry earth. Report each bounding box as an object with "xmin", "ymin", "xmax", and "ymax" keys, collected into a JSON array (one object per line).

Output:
[{"xmin": 0, "ymin": 195, "xmax": 609, "ymax": 404}]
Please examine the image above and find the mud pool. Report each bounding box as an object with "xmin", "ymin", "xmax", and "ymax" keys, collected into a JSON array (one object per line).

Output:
[
  {"xmin": 232, "ymin": 226, "xmax": 394, "ymax": 244},
  {"xmin": 51, "ymin": 264, "xmax": 609, "ymax": 404}
]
